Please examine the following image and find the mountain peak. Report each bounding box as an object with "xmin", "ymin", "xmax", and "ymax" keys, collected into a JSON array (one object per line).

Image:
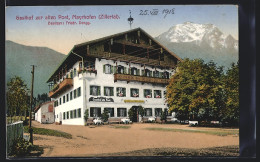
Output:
[{"xmin": 156, "ymin": 22, "xmax": 237, "ymax": 50}]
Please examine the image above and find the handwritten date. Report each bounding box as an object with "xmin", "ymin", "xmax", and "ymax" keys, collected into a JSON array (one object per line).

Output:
[{"xmin": 139, "ymin": 8, "xmax": 175, "ymax": 18}]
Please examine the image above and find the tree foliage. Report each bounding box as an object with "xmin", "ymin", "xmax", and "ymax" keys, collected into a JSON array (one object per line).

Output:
[
  {"xmin": 166, "ymin": 59, "xmax": 239, "ymax": 126},
  {"xmin": 6, "ymin": 76, "xmax": 30, "ymax": 120}
]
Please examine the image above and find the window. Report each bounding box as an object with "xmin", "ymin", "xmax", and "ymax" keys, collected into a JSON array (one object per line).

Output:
[
  {"xmin": 130, "ymin": 88, "xmax": 139, "ymax": 97},
  {"xmin": 74, "ymin": 89, "xmax": 77, "ymax": 98},
  {"xmin": 63, "ymin": 112, "xmax": 66, "ymax": 120},
  {"xmin": 153, "ymin": 70, "xmax": 159, "ymax": 78},
  {"xmin": 59, "ymin": 98, "xmax": 62, "ymax": 105},
  {"xmin": 63, "ymin": 95, "xmax": 66, "ymax": 103},
  {"xmin": 117, "ymin": 65, "xmax": 125, "ymax": 74},
  {"xmin": 164, "ymin": 108, "xmax": 169, "ymax": 116},
  {"xmin": 70, "ymin": 110, "xmax": 73, "ymax": 119},
  {"xmin": 131, "ymin": 67, "xmax": 139, "ymax": 75},
  {"xmin": 77, "ymin": 87, "xmax": 81, "ymax": 97},
  {"xmin": 154, "ymin": 90, "xmax": 162, "ymax": 98},
  {"xmin": 104, "ymin": 87, "xmax": 114, "ymax": 96},
  {"xmin": 66, "ymin": 93, "xmax": 69, "ymax": 102},
  {"xmin": 67, "ymin": 111, "xmax": 69, "ymax": 119},
  {"xmin": 90, "ymin": 107, "xmax": 101, "ymax": 117},
  {"xmin": 77, "ymin": 108, "xmax": 81, "ymax": 118},
  {"xmin": 104, "ymin": 108, "xmax": 114, "ymax": 117},
  {"xmin": 163, "ymin": 71, "xmax": 169, "ymax": 79},
  {"xmin": 144, "ymin": 89, "xmax": 152, "ymax": 98},
  {"xmin": 117, "ymin": 108, "xmax": 127, "ymax": 117},
  {"xmin": 155, "ymin": 108, "xmax": 162, "ymax": 117},
  {"xmin": 90, "ymin": 86, "xmax": 101, "ymax": 96},
  {"xmin": 144, "ymin": 108, "xmax": 153, "ymax": 116},
  {"xmin": 145, "ymin": 69, "xmax": 152, "ymax": 77},
  {"xmin": 103, "ymin": 64, "xmax": 114, "ymax": 74},
  {"xmin": 70, "ymin": 70, "xmax": 73, "ymax": 78},
  {"xmin": 70, "ymin": 91, "xmax": 73, "ymax": 100},
  {"xmin": 74, "ymin": 109, "xmax": 77, "ymax": 118},
  {"xmin": 116, "ymin": 87, "xmax": 126, "ymax": 97},
  {"xmin": 54, "ymin": 100, "xmax": 58, "ymax": 107},
  {"xmin": 73, "ymin": 68, "xmax": 77, "ymax": 77}
]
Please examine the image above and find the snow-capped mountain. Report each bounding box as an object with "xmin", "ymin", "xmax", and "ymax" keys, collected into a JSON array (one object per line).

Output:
[{"xmin": 155, "ymin": 22, "xmax": 238, "ymax": 69}]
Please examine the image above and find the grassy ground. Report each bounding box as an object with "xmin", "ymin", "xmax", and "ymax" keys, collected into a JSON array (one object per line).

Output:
[
  {"xmin": 145, "ymin": 127, "xmax": 239, "ymax": 136},
  {"xmin": 93, "ymin": 145, "xmax": 239, "ymax": 157},
  {"xmin": 24, "ymin": 126, "xmax": 72, "ymax": 139}
]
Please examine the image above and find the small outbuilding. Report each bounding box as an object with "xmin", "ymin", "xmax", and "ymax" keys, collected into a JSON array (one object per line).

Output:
[{"xmin": 34, "ymin": 101, "xmax": 55, "ymax": 124}]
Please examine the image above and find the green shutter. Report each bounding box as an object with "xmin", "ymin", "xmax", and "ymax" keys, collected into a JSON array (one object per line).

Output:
[
  {"xmin": 137, "ymin": 69, "xmax": 140, "ymax": 75},
  {"xmin": 124, "ymin": 67, "xmax": 127, "ymax": 74},
  {"xmin": 111, "ymin": 87, "xmax": 114, "ymax": 96},
  {"xmin": 111, "ymin": 65, "xmax": 114, "ymax": 74},
  {"xmin": 159, "ymin": 72, "xmax": 162, "ymax": 78},
  {"xmin": 142, "ymin": 70, "xmax": 144, "ymax": 76},
  {"xmin": 103, "ymin": 65, "xmax": 106, "ymax": 73},
  {"xmin": 128, "ymin": 68, "xmax": 130, "ymax": 74},
  {"xmin": 98, "ymin": 87, "xmax": 100, "ymax": 95},
  {"xmin": 113, "ymin": 66, "xmax": 116, "ymax": 74}
]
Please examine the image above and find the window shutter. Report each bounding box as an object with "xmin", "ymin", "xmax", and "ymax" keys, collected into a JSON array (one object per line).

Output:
[
  {"xmin": 159, "ymin": 72, "xmax": 162, "ymax": 78},
  {"xmin": 137, "ymin": 69, "xmax": 140, "ymax": 75},
  {"xmin": 103, "ymin": 65, "xmax": 106, "ymax": 73},
  {"xmin": 114, "ymin": 66, "xmax": 117, "ymax": 74},
  {"xmin": 124, "ymin": 109, "xmax": 127, "ymax": 117},
  {"xmin": 98, "ymin": 87, "xmax": 100, "ymax": 95},
  {"xmin": 124, "ymin": 67, "xmax": 127, "ymax": 74},
  {"xmin": 111, "ymin": 65, "xmax": 114, "ymax": 74},
  {"xmin": 128, "ymin": 68, "xmax": 130, "ymax": 74},
  {"xmin": 90, "ymin": 86, "xmax": 93, "ymax": 95},
  {"xmin": 141, "ymin": 70, "xmax": 144, "ymax": 76},
  {"xmin": 111, "ymin": 87, "xmax": 114, "ymax": 96},
  {"xmin": 90, "ymin": 108, "xmax": 94, "ymax": 117},
  {"xmin": 104, "ymin": 87, "xmax": 106, "ymax": 96}
]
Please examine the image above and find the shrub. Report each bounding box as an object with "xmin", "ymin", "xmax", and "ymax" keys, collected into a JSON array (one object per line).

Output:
[
  {"xmin": 101, "ymin": 110, "xmax": 109, "ymax": 122},
  {"xmin": 9, "ymin": 137, "xmax": 32, "ymax": 157}
]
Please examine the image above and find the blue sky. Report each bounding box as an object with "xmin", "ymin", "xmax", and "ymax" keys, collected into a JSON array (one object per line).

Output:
[{"xmin": 6, "ymin": 5, "xmax": 238, "ymax": 54}]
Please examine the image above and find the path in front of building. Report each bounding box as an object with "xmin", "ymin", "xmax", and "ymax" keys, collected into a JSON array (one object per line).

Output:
[{"xmin": 31, "ymin": 121, "xmax": 239, "ymax": 157}]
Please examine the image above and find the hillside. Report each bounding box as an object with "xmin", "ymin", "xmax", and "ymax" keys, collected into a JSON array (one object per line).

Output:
[{"xmin": 5, "ymin": 40, "xmax": 66, "ymax": 96}]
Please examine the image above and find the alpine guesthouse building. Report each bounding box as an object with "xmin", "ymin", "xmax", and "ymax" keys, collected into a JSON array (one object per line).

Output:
[{"xmin": 47, "ymin": 28, "xmax": 182, "ymax": 125}]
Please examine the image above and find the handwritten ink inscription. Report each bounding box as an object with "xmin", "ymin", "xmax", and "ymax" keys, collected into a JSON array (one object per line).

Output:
[{"xmin": 139, "ymin": 8, "xmax": 175, "ymax": 18}]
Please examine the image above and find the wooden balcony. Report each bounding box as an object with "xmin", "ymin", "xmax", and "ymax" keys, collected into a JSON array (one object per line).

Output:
[
  {"xmin": 114, "ymin": 73, "xmax": 169, "ymax": 84},
  {"xmin": 49, "ymin": 78, "xmax": 73, "ymax": 98},
  {"xmin": 87, "ymin": 52, "xmax": 175, "ymax": 68}
]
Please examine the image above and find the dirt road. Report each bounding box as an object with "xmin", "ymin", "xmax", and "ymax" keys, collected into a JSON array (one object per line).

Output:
[{"xmin": 31, "ymin": 121, "xmax": 239, "ymax": 157}]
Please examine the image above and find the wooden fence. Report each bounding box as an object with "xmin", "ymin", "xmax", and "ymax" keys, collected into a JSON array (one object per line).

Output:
[{"xmin": 6, "ymin": 121, "xmax": 24, "ymax": 155}]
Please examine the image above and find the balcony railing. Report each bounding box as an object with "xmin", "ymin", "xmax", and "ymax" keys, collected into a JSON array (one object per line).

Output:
[
  {"xmin": 87, "ymin": 52, "xmax": 175, "ymax": 68},
  {"xmin": 49, "ymin": 78, "xmax": 73, "ymax": 98},
  {"xmin": 114, "ymin": 73, "xmax": 169, "ymax": 84},
  {"xmin": 78, "ymin": 68, "xmax": 97, "ymax": 75}
]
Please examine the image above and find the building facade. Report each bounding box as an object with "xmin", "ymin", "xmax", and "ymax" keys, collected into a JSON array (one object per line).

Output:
[
  {"xmin": 47, "ymin": 28, "xmax": 181, "ymax": 125},
  {"xmin": 34, "ymin": 101, "xmax": 55, "ymax": 124}
]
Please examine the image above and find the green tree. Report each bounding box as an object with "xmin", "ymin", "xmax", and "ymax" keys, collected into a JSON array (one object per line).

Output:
[
  {"xmin": 221, "ymin": 63, "xmax": 239, "ymax": 126},
  {"xmin": 84, "ymin": 109, "xmax": 89, "ymax": 123},
  {"xmin": 166, "ymin": 59, "xmax": 225, "ymax": 122},
  {"xmin": 101, "ymin": 110, "xmax": 109, "ymax": 122},
  {"xmin": 6, "ymin": 76, "xmax": 29, "ymax": 122}
]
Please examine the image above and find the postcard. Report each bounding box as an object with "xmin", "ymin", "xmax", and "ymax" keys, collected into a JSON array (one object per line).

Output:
[{"xmin": 5, "ymin": 4, "xmax": 241, "ymax": 158}]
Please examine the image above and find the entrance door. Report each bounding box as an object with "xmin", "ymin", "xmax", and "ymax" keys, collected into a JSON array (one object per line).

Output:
[{"xmin": 131, "ymin": 106, "xmax": 139, "ymax": 122}]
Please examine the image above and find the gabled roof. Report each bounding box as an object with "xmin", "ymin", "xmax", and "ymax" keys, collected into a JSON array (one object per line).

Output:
[
  {"xmin": 47, "ymin": 27, "xmax": 182, "ymax": 83},
  {"xmin": 34, "ymin": 101, "xmax": 54, "ymax": 112}
]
